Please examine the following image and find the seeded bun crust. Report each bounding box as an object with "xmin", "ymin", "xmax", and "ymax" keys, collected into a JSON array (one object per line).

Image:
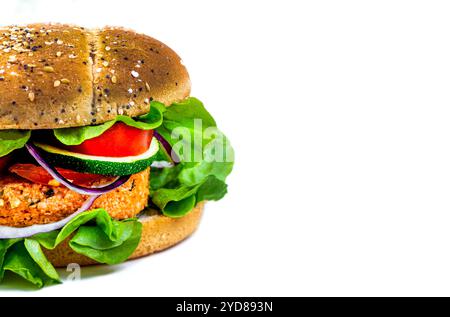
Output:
[
  {"xmin": 43, "ymin": 203, "xmax": 204, "ymax": 267},
  {"xmin": 0, "ymin": 23, "xmax": 190, "ymax": 129}
]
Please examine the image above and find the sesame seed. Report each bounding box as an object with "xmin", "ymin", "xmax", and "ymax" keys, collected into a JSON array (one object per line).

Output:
[
  {"xmin": 8, "ymin": 55, "xmax": 16, "ymax": 63},
  {"xmin": 44, "ymin": 41, "xmax": 52, "ymax": 45},
  {"xmin": 145, "ymin": 82, "xmax": 150, "ymax": 91},
  {"xmin": 54, "ymin": 80, "xmax": 61, "ymax": 87},
  {"xmin": 111, "ymin": 75, "xmax": 117, "ymax": 83},
  {"xmin": 144, "ymin": 98, "xmax": 150, "ymax": 104},
  {"xmin": 102, "ymin": 61, "xmax": 109, "ymax": 67},
  {"xmin": 105, "ymin": 46, "xmax": 111, "ymax": 51},
  {"xmin": 61, "ymin": 78, "xmax": 70, "ymax": 84},
  {"xmin": 131, "ymin": 70, "xmax": 139, "ymax": 78},
  {"xmin": 68, "ymin": 54, "xmax": 76, "ymax": 59},
  {"xmin": 96, "ymin": 68, "xmax": 102, "ymax": 73},
  {"xmin": 118, "ymin": 108, "xmax": 124, "ymax": 115},
  {"xmin": 56, "ymin": 51, "xmax": 62, "ymax": 57},
  {"xmin": 28, "ymin": 91, "xmax": 35, "ymax": 102},
  {"xmin": 56, "ymin": 39, "xmax": 63, "ymax": 45},
  {"xmin": 127, "ymin": 88, "xmax": 133, "ymax": 94},
  {"xmin": 43, "ymin": 66, "xmax": 54, "ymax": 73}
]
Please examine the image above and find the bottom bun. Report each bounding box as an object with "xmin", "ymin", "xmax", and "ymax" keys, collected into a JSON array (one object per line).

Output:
[{"xmin": 43, "ymin": 203, "xmax": 204, "ymax": 267}]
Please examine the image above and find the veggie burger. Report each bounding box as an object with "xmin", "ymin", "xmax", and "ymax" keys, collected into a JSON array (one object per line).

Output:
[{"xmin": 0, "ymin": 24, "xmax": 233, "ymax": 287}]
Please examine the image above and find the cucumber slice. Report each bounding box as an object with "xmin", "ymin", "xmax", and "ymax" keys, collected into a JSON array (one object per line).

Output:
[{"xmin": 33, "ymin": 137, "xmax": 171, "ymax": 176}]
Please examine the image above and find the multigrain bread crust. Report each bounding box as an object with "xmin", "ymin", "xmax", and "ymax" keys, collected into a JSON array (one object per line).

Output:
[
  {"xmin": 0, "ymin": 23, "xmax": 190, "ymax": 129},
  {"xmin": 43, "ymin": 203, "xmax": 204, "ymax": 267}
]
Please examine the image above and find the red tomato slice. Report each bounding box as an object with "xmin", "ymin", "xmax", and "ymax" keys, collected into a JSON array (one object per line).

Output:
[
  {"xmin": 9, "ymin": 163, "xmax": 109, "ymax": 186},
  {"xmin": 65, "ymin": 122, "xmax": 153, "ymax": 157}
]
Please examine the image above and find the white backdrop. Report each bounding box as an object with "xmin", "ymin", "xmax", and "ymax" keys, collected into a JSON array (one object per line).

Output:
[{"xmin": 2, "ymin": 0, "xmax": 450, "ymax": 296}]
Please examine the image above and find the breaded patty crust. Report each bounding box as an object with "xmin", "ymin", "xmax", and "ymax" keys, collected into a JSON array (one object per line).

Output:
[{"xmin": 0, "ymin": 168, "xmax": 149, "ymax": 227}]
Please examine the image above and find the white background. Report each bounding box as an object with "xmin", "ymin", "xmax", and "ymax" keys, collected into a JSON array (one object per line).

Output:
[{"xmin": 2, "ymin": 0, "xmax": 450, "ymax": 296}]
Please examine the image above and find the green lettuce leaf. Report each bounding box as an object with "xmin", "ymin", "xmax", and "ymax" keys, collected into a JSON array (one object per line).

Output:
[
  {"xmin": 0, "ymin": 208, "xmax": 142, "ymax": 288},
  {"xmin": 24, "ymin": 239, "xmax": 60, "ymax": 282},
  {"xmin": 53, "ymin": 105, "xmax": 163, "ymax": 145},
  {"xmin": 33, "ymin": 209, "xmax": 142, "ymax": 264},
  {"xmin": 2, "ymin": 242, "xmax": 58, "ymax": 288},
  {"xmin": 0, "ymin": 238, "xmax": 21, "ymax": 281},
  {"xmin": 0, "ymin": 130, "xmax": 31, "ymax": 157},
  {"xmin": 70, "ymin": 221, "xmax": 141, "ymax": 264},
  {"xmin": 196, "ymin": 176, "xmax": 228, "ymax": 201},
  {"xmin": 150, "ymin": 98, "xmax": 234, "ymax": 217}
]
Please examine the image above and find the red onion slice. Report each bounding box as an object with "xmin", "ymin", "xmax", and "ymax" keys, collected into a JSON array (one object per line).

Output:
[
  {"xmin": 25, "ymin": 143, "xmax": 130, "ymax": 195},
  {"xmin": 0, "ymin": 194, "xmax": 99, "ymax": 239},
  {"xmin": 154, "ymin": 131, "xmax": 180, "ymax": 163}
]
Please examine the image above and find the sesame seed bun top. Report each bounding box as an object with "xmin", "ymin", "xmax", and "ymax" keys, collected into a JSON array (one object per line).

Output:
[{"xmin": 0, "ymin": 23, "xmax": 190, "ymax": 129}]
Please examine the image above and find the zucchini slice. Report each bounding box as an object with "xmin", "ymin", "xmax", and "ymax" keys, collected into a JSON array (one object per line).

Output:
[{"xmin": 33, "ymin": 137, "xmax": 172, "ymax": 176}]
